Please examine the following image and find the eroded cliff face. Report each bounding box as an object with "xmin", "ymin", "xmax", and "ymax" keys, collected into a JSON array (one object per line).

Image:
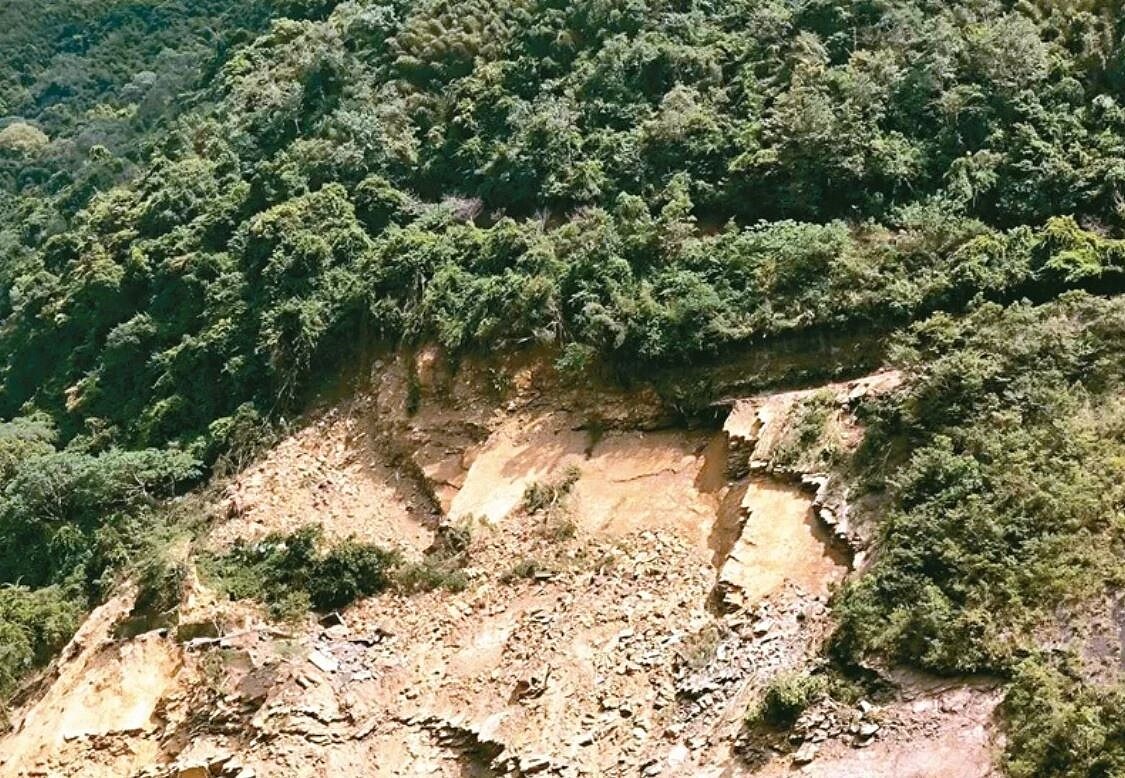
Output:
[{"xmin": 0, "ymin": 352, "xmax": 1001, "ymax": 778}]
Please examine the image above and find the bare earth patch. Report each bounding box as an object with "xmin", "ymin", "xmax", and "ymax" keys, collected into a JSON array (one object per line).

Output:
[
  {"xmin": 0, "ymin": 359, "xmax": 997, "ymax": 778},
  {"xmin": 210, "ymin": 404, "xmax": 436, "ymax": 558}
]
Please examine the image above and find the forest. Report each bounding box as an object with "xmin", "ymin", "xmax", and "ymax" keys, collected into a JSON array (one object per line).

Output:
[{"xmin": 1, "ymin": 1, "xmax": 1124, "ymax": 773}]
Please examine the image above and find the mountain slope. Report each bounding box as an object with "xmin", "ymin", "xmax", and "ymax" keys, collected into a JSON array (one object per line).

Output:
[{"xmin": 1, "ymin": 1, "xmax": 1124, "ymax": 775}]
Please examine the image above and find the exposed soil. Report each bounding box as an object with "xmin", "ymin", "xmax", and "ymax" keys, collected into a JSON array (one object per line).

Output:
[
  {"xmin": 748, "ymin": 680, "xmax": 1002, "ymax": 778},
  {"xmin": 715, "ymin": 478, "xmax": 847, "ymax": 611},
  {"xmin": 0, "ymin": 590, "xmax": 182, "ymax": 777},
  {"xmin": 0, "ymin": 354, "xmax": 998, "ymax": 778},
  {"xmin": 211, "ymin": 405, "xmax": 437, "ymax": 558}
]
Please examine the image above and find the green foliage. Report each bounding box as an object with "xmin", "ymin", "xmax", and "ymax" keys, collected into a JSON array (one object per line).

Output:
[
  {"xmin": 310, "ymin": 538, "xmax": 400, "ymax": 610},
  {"xmin": 772, "ymin": 390, "xmax": 840, "ymax": 469},
  {"xmin": 200, "ymin": 525, "xmax": 399, "ymax": 619},
  {"xmin": 554, "ymin": 343, "xmax": 598, "ymax": 377},
  {"xmin": 835, "ymin": 294, "xmax": 1125, "ymax": 674},
  {"xmin": 1003, "ymin": 659, "xmax": 1125, "ymax": 778},
  {"xmin": 131, "ymin": 546, "xmax": 188, "ymax": 622},
  {"xmin": 0, "ymin": 584, "xmax": 83, "ymax": 698},
  {"xmin": 395, "ymin": 521, "xmax": 471, "ymax": 593},
  {"xmin": 201, "ymin": 518, "xmax": 474, "ymax": 605},
  {"xmin": 5, "ymin": 0, "xmax": 1125, "ymax": 462},
  {"xmin": 0, "ymin": 1, "xmax": 274, "ymax": 211},
  {"xmin": 0, "ymin": 443, "xmax": 202, "ymax": 694},
  {"xmin": 748, "ymin": 672, "xmax": 827, "ymax": 729},
  {"xmin": 0, "ymin": 442, "xmax": 201, "ymax": 591},
  {"xmin": 0, "ymin": 123, "xmax": 48, "ymax": 155},
  {"xmin": 207, "ymin": 403, "xmax": 278, "ymax": 477},
  {"xmin": 0, "ymin": 414, "xmax": 57, "ymax": 481},
  {"xmin": 116, "ymin": 542, "xmax": 190, "ymax": 639},
  {"xmin": 4, "ymin": 0, "xmax": 1125, "ymax": 758}
]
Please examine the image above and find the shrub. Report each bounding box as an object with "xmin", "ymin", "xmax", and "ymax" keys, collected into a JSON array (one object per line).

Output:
[
  {"xmin": 0, "ymin": 415, "xmax": 56, "ymax": 481},
  {"xmin": 835, "ymin": 295, "xmax": 1125, "ymax": 674},
  {"xmin": 309, "ymin": 539, "xmax": 399, "ymax": 610},
  {"xmin": 206, "ymin": 403, "xmax": 276, "ymax": 475},
  {"xmin": 393, "ymin": 519, "xmax": 472, "ymax": 593},
  {"xmin": 114, "ymin": 545, "xmax": 189, "ymax": 639},
  {"xmin": 541, "ymin": 516, "xmax": 576, "ymax": 541},
  {"xmin": 1003, "ymin": 659, "xmax": 1125, "ymax": 778},
  {"xmin": 554, "ymin": 343, "xmax": 597, "ymax": 377},
  {"xmin": 0, "ymin": 585, "xmax": 83, "ymax": 698},
  {"xmin": 201, "ymin": 526, "xmax": 400, "ymax": 619},
  {"xmin": 522, "ymin": 466, "xmax": 581, "ymax": 514},
  {"xmin": 748, "ymin": 672, "xmax": 827, "ymax": 729},
  {"xmin": 132, "ymin": 551, "xmax": 188, "ymax": 620}
]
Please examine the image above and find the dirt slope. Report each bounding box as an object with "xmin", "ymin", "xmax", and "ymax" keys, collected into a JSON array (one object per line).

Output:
[{"xmin": 0, "ymin": 353, "xmax": 1000, "ymax": 778}]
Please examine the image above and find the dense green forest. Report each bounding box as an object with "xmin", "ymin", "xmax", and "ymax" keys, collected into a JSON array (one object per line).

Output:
[{"xmin": 1, "ymin": 0, "xmax": 1124, "ymax": 772}]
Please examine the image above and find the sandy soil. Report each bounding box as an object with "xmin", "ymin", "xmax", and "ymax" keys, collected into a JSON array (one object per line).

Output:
[{"xmin": 210, "ymin": 403, "xmax": 436, "ymax": 557}]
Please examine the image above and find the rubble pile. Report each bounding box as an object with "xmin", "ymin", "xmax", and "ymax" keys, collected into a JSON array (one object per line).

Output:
[{"xmin": 0, "ymin": 356, "xmax": 999, "ymax": 778}]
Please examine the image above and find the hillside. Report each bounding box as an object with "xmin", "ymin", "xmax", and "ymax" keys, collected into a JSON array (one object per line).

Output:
[
  {"xmin": 4, "ymin": 355, "xmax": 1000, "ymax": 778},
  {"xmin": 1, "ymin": 1, "xmax": 1124, "ymax": 776}
]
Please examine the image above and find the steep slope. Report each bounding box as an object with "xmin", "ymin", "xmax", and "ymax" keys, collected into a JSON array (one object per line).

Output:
[
  {"xmin": 3, "ymin": 2, "xmax": 1125, "ymax": 775},
  {"xmin": 0, "ymin": 353, "xmax": 999, "ymax": 778}
]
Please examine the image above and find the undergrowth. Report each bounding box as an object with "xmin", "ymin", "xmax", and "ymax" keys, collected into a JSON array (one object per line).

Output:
[
  {"xmin": 830, "ymin": 295, "xmax": 1125, "ymax": 775},
  {"xmin": 772, "ymin": 389, "xmax": 843, "ymax": 470},
  {"xmin": 200, "ymin": 525, "xmax": 400, "ymax": 621},
  {"xmin": 746, "ymin": 672, "xmax": 827, "ymax": 729},
  {"xmin": 396, "ymin": 521, "xmax": 472, "ymax": 594},
  {"xmin": 1003, "ymin": 658, "xmax": 1125, "ymax": 778},
  {"xmin": 522, "ymin": 466, "xmax": 581, "ymax": 514}
]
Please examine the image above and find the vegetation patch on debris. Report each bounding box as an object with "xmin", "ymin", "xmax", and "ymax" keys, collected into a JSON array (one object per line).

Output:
[{"xmin": 200, "ymin": 525, "xmax": 399, "ymax": 620}]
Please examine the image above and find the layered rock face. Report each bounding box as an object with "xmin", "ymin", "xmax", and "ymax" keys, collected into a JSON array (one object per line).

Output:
[{"xmin": 0, "ymin": 353, "xmax": 999, "ymax": 778}]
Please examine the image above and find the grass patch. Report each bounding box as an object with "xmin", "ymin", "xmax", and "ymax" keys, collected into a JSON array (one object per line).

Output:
[
  {"xmin": 500, "ymin": 557, "xmax": 556, "ymax": 584},
  {"xmin": 394, "ymin": 557, "xmax": 469, "ymax": 593},
  {"xmin": 678, "ymin": 624, "xmax": 724, "ymax": 671},
  {"xmin": 541, "ymin": 516, "xmax": 577, "ymax": 541}
]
